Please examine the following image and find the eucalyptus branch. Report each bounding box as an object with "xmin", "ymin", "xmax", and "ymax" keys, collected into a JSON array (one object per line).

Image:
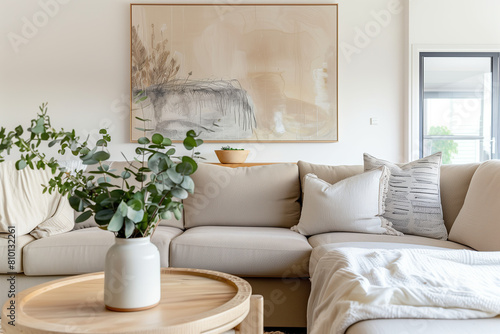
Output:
[{"xmin": 1, "ymin": 101, "xmax": 203, "ymax": 239}]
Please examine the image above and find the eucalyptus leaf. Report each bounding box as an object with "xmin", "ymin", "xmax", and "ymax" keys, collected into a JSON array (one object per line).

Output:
[
  {"xmin": 15, "ymin": 159, "xmax": 27, "ymax": 170},
  {"xmin": 107, "ymin": 211, "xmax": 124, "ymax": 232},
  {"xmin": 95, "ymin": 209, "xmax": 115, "ymax": 221},
  {"xmin": 152, "ymin": 133, "xmax": 164, "ymax": 145},
  {"xmin": 127, "ymin": 207, "xmax": 144, "ymax": 223},
  {"xmin": 183, "ymin": 136, "xmax": 197, "ymax": 150},
  {"xmin": 127, "ymin": 198, "xmax": 143, "ymax": 211},
  {"xmin": 31, "ymin": 117, "xmax": 45, "ymax": 134},
  {"xmin": 166, "ymin": 167, "xmax": 183, "ymax": 184},
  {"xmin": 100, "ymin": 197, "xmax": 118, "ymax": 206},
  {"xmin": 117, "ymin": 201, "xmax": 128, "ymax": 216},
  {"xmin": 180, "ymin": 175, "xmax": 195, "ymax": 193},
  {"xmin": 160, "ymin": 211, "xmax": 172, "ymax": 220},
  {"xmin": 75, "ymin": 210, "xmax": 92, "ymax": 223},
  {"xmin": 171, "ymin": 187, "xmax": 188, "ymax": 199},
  {"xmin": 138, "ymin": 137, "xmax": 150, "ymax": 145},
  {"xmin": 124, "ymin": 218, "xmax": 135, "ymax": 238},
  {"xmin": 82, "ymin": 159, "xmax": 99, "ymax": 165},
  {"xmin": 93, "ymin": 151, "xmax": 110, "ymax": 162},
  {"xmin": 97, "ymin": 176, "xmax": 111, "ymax": 184},
  {"xmin": 173, "ymin": 207, "xmax": 182, "ymax": 220},
  {"xmin": 121, "ymin": 171, "xmax": 131, "ymax": 179}
]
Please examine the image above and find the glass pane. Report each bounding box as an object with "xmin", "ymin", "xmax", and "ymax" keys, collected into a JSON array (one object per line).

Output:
[
  {"xmin": 422, "ymin": 56, "xmax": 493, "ymax": 164},
  {"xmin": 423, "ymin": 138, "xmax": 490, "ymax": 164}
]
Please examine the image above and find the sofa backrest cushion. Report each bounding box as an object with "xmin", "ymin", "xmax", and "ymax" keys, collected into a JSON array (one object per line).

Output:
[
  {"xmin": 73, "ymin": 161, "xmax": 183, "ymax": 230},
  {"xmin": 0, "ymin": 161, "xmax": 74, "ymax": 239},
  {"xmin": 439, "ymin": 163, "xmax": 480, "ymax": 232},
  {"xmin": 448, "ymin": 160, "xmax": 500, "ymax": 251},
  {"xmin": 183, "ymin": 163, "xmax": 301, "ymax": 228}
]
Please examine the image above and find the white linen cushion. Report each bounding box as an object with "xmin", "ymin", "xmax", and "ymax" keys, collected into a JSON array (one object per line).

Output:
[
  {"xmin": 449, "ymin": 160, "xmax": 500, "ymax": 251},
  {"xmin": 23, "ymin": 226, "xmax": 182, "ymax": 275},
  {"xmin": 170, "ymin": 226, "xmax": 311, "ymax": 277},
  {"xmin": 364, "ymin": 152, "xmax": 447, "ymax": 240},
  {"xmin": 297, "ymin": 161, "xmax": 364, "ymax": 199},
  {"xmin": 292, "ymin": 168, "xmax": 401, "ymax": 236},
  {"xmin": 0, "ymin": 161, "xmax": 74, "ymax": 238}
]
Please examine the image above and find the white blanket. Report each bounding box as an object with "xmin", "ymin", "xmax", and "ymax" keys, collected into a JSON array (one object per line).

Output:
[{"xmin": 308, "ymin": 247, "xmax": 500, "ymax": 334}]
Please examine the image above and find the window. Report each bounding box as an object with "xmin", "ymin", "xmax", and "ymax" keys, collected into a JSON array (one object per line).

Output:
[{"xmin": 419, "ymin": 53, "xmax": 500, "ymax": 164}]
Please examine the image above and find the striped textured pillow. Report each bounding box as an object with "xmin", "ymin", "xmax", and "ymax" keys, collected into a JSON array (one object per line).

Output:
[{"xmin": 363, "ymin": 152, "xmax": 447, "ymax": 240}]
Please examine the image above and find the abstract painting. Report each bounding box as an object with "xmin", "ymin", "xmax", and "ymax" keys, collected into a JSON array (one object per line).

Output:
[{"xmin": 130, "ymin": 4, "xmax": 338, "ymax": 142}]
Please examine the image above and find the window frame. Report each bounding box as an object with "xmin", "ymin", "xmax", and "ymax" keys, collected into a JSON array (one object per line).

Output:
[{"xmin": 418, "ymin": 52, "xmax": 500, "ymax": 162}]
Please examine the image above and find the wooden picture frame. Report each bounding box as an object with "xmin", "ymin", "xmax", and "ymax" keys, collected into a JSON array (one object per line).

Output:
[{"xmin": 130, "ymin": 3, "xmax": 338, "ymax": 142}]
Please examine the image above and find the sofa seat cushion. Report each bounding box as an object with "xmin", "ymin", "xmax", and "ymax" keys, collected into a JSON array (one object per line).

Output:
[
  {"xmin": 170, "ymin": 226, "xmax": 311, "ymax": 277},
  {"xmin": 23, "ymin": 226, "xmax": 182, "ymax": 276},
  {"xmin": 308, "ymin": 232, "xmax": 472, "ymax": 249},
  {"xmin": 346, "ymin": 317, "xmax": 500, "ymax": 334},
  {"xmin": 0, "ymin": 234, "xmax": 36, "ymax": 273},
  {"xmin": 308, "ymin": 232, "xmax": 472, "ymax": 277}
]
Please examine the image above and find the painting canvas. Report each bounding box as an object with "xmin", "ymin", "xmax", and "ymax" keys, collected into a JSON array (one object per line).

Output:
[{"xmin": 130, "ymin": 4, "xmax": 338, "ymax": 142}]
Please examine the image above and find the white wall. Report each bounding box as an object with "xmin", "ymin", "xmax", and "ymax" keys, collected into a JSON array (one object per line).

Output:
[
  {"xmin": 407, "ymin": 0, "xmax": 500, "ymax": 160},
  {"xmin": 409, "ymin": 0, "xmax": 500, "ymax": 45},
  {"xmin": 0, "ymin": 0, "xmax": 406, "ymax": 165}
]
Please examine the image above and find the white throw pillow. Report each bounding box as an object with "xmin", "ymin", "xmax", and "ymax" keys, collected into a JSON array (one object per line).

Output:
[
  {"xmin": 291, "ymin": 167, "xmax": 402, "ymax": 236},
  {"xmin": 364, "ymin": 152, "xmax": 447, "ymax": 240},
  {"xmin": 0, "ymin": 161, "xmax": 74, "ymax": 239}
]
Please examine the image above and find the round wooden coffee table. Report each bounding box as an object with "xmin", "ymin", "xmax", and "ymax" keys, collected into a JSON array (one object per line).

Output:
[{"xmin": 1, "ymin": 268, "xmax": 263, "ymax": 334}]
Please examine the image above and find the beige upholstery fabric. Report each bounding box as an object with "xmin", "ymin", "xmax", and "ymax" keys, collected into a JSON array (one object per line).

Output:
[
  {"xmin": 449, "ymin": 160, "xmax": 500, "ymax": 251},
  {"xmin": 73, "ymin": 161, "xmax": 184, "ymax": 230},
  {"xmin": 440, "ymin": 163, "xmax": 480, "ymax": 232},
  {"xmin": 23, "ymin": 226, "xmax": 182, "ymax": 275},
  {"xmin": 170, "ymin": 226, "xmax": 311, "ymax": 277},
  {"xmin": 0, "ymin": 234, "xmax": 36, "ymax": 273},
  {"xmin": 183, "ymin": 163, "xmax": 301, "ymax": 228},
  {"xmin": 346, "ymin": 317, "xmax": 500, "ymax": 334},
  {"xmin": 0, "ymin": 161, "xmax": 74, "ymax": 238},
  {"xmin": 308, "ymin": 232, "xmax": 472, "ymax": 249},
  {"xmin": 292, "ymin": 169, "xmax": 401, "ymax": 236},
  {"xmin": 245, "ymin": 277, "xmax": 310, "ymax": 327},
  {"xmin": 297, "ymin": 161, "xmax": 363, "ymax": 199}
]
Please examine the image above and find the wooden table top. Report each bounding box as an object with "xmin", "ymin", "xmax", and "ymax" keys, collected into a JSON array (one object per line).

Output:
[{"xmin": 1, "ymin": 268, "xmax": 252, "ymax": 334}]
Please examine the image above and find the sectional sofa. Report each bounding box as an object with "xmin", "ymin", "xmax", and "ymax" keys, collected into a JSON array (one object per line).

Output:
[{"xmin": 1, "ymin": 159, "xmax": 500, "ymax": 333}]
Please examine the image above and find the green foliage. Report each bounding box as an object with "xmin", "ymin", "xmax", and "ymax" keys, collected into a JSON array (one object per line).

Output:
[
  {"xmin": 428, "ymin": 126, "xmax": 458, "ymax": 164},
  {"xmin": 221, "ymin": 145, "xmax": 244, "ymax": 150},
  {"xmin": 0, "ymin": 96, "xmax": 203, "ymax": 239}
]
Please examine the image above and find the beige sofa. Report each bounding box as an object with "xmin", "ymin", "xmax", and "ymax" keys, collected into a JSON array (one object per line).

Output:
[{"xmin": 1, "ymin": 160, "xmax": 498, "ymax": 332}]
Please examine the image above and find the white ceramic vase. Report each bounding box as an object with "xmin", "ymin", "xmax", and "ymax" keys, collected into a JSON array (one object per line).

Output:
[{"xmin": 104, "ymin": 236, "xmax": 161, "ymax": 311}]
